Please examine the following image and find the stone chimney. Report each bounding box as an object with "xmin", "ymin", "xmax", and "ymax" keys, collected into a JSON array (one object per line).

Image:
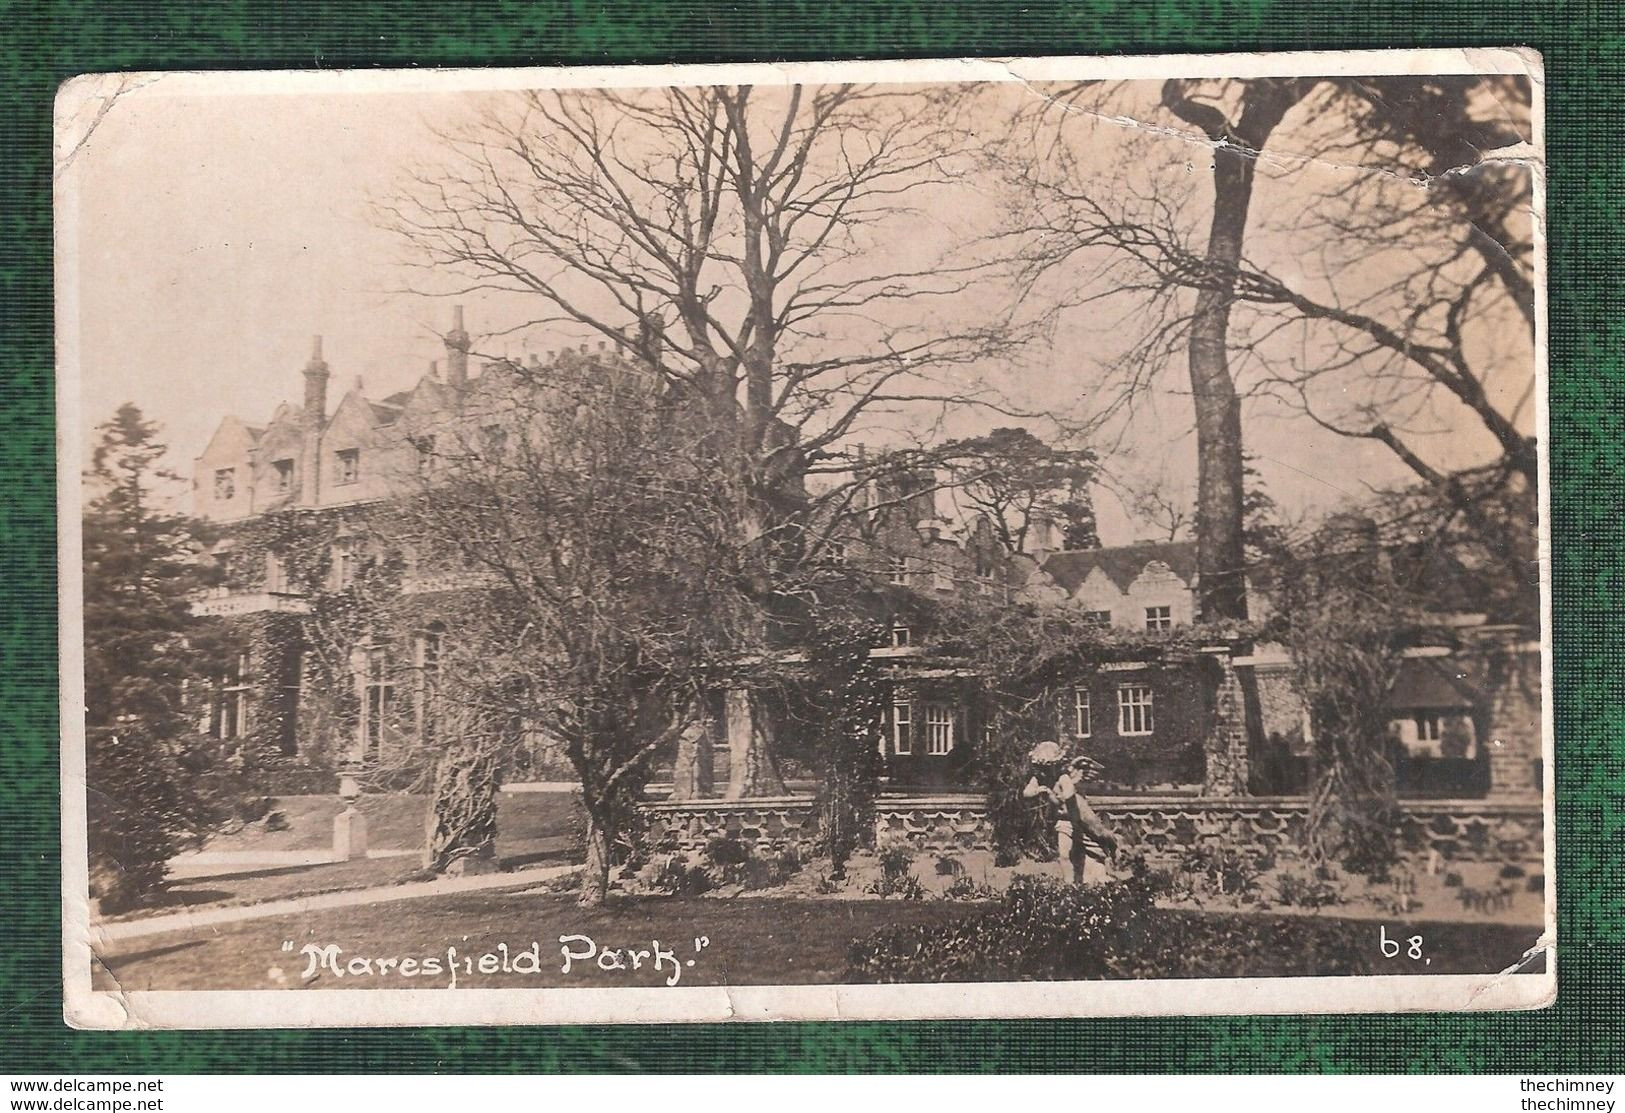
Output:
[
  {"xmin": 302, "ymin": 335, "xmax": 329, "ymax": 430},
  {"xmin": 1028, "ymin": 514, "xmax": 1060, "ymax": 559},
  {"xmin": 444, "ymin": 304, "xmax": 470, "ymax": 390},
  {"xmin": 300, "ymin": 335, "xmax": 329, "ymax": 505}
]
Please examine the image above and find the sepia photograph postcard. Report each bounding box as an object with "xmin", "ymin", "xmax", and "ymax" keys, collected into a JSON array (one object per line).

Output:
[{"xmin": 55, "ymin": 48, "xmax": 1554, "ymax": 1029}]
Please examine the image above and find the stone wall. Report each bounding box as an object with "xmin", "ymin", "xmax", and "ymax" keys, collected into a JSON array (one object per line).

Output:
[
  {"xmin": 641, "ymin": 792, "xmax": 1544, "ymax": 867},
  {"xmin": 639, "ymin": 795, "xmax": 819, "ymax": 852}
]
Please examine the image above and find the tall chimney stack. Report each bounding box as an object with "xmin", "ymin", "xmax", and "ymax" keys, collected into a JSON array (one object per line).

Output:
[
  {"xmin": 300, "ymin": 335, "xmax": 329, "ymax": 505},
  {"xmin": 302, "ymin": 335, "xmax": 329, "ymax": 429},
  {"xmin": 444, "ymin": 305, "xmax": 470, "ymax": 390}
]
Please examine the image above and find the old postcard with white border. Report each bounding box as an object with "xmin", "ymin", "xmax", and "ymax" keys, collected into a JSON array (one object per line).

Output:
[{"xmin": 56, "ymin": 48, "xmax": 1554, "ymax": 1029}]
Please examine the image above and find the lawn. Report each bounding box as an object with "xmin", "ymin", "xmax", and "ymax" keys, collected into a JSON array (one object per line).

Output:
[
  {"xmin": 199, "ymin": 790, "xmax": 584, "ymax": 860},
  {"xmin": 92, "ymin": 888, "xmax": 1544, "ymax": 993}
]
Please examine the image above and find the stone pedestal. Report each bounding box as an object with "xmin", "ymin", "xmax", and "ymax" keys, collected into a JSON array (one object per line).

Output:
[
  {"xmin": 333, "ymin": 805, "xmax": 369, "ymax": 861},
  {"xmin": 723, "ymin": 688, "xmax": 785, "ymax": 799},
  {"xmin": 670, "ymin": 700, "xmax": 716, "ymax": 801},
  {"xmin": 1202, "ymin": 649, "xmax": 1251, "ymax": 796},
  {"xmin": 1480, "ymin": 639, "xmax": 1544, "ymax": 799}
]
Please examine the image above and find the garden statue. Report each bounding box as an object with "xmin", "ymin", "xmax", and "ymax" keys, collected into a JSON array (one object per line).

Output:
[{"xmin": 1023, "ymin": 741, "xmax": 1120, "ymax": 884}]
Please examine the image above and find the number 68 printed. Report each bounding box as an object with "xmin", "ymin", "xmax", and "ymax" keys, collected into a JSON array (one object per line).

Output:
[{"xmin": 1380, "ymin": 925, "xmax": 1427, "ymax": 963}]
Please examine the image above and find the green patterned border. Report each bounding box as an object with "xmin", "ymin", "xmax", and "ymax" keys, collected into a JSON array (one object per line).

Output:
[{"xmin": 3, "ymin": 1, "xmax": 1619, "ymax": 1073}]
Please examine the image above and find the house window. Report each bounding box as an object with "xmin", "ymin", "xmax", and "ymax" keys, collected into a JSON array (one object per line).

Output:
[
  {"xmin": 218, "ymin": 653, "xmax": 250, "ymax": 740},
  {"xmin": 334, "ymin": 447, "xmax": 360, "ymax": 485},
  {"xmin": 416, "ymin": 624, "xmax": 446, "ymax": 744},
  {"xmin": 331, "ymin": 540, "xmax": 357, "ymax": 589},
  {"xmin": 1073, "ymin": 688, "xmax": 1092, "ymax": 737},
  {"xmin": 276, "ymin": 649, "xmax": 302, "ymax": 756},
  {"xmin": 891, "ymin": 700, "xmax": 913, "ymax": 755},
  {"xmin": 213, "ymin": 468, "xmax": 236, "ymax": 500},
  {"xmin": 482, "ymin": 425, "xmax": 507, "ymax": 455},
  {"xmin": 886, "ymin": 555, "xmax": 909, "ymax": 585},
  {"xmin": 1415, "ymin": 713, "xmax": 1443, "ymax": 744},
  {"xmin": 361, "ymin": 644, "xmax": 395, "ymax": 759},
  {"xmin": 1145, "ymin": 605, "xmax": 1172, "ymax": 631},
  {"xmin": 1117, "ymin": 684, "xmax": 1154, "ymax": 736},
  {"xmin": 924, "ymin": 703, "xmax": 954, "ymax": 755},
  {"xmin": 414, "ymin": 436, "xmax": 436, "ymax": 477},
  {"xmin": 265, "ymin": 551, "xmax": 288, "ymax": 593},
  {"xmin": 272, "ymin": 458, "xmax": 294, "ymax": 494},
  {"xmin": 1084, "ymin": 610, "xmax": 1112, "ymax": 627},
  {"xmin": 891, "ymin": 623, "xmax": 912, "ymax": 648}
]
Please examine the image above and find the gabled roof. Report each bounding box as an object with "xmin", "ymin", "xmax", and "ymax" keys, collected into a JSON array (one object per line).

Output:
[
  {"xmin": 1386, "ymin": 656, "xmax": 1478, "ymax": 710},
  {"xmin": 369, "ymin": 401, "xmax": 405, "ymax": 425},
  {"xmin": 197, "ymin": 415, "xmax": 265, "ymax": 461},
  {"xmin": 1040, "ymin": 540, "xmax": 1198, "ymax": 594}
]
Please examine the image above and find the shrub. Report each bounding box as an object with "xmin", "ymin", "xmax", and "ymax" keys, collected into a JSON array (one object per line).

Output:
[
  {"xmin": 1499, "ymin": 863, "xmax": 1527, "ymax": 880},
  {"xmin": 1118, "ymin": 849, "xmax": 1180, "ymax": 897},
  {"xmin": 1178, "ymin": 843, "xmax": 1261, "ymax": 899},
  {"xmin": 934, "ymin": 854, "xmax": 964, "ymax": 878},
  {"xmin": 1271, "ymin": 867, "xmax": 1342, "ymax": 909},
  {"xmin": 700, "ymin": 835, "xmax": 753, "ymax": 885},
  {"xmin": 1526, "ymin": 873, "xmax": 1545, "ymax": 893},
  {"xmin": 742, "ymin": 846, "xmax": 803, "ymax": 891},
  {"xmin": 878, "ymin": 843, "xmax": 915, "ymax": 880},
  {"xmin": 942, "ymin": 874, "xmax": 998, "ymax": 902},
  {"xmin": 704, "ymin": 836, "xmax": 750, "ymax": 868},
  {"xmin": 868, "ymin": 872, "xmax": 926, "ymax": 900},
  {"xmin": 864, "ymin": 844, "xmax": 923, "ymax": 898},
  {"xmin": 86, "ymin": 726, "xmax": 212, "ymax": 913},
  {"xmin": 652, "ymin": 857, "xmax": 714, "ymax": 896},
  {"xmin": 848, "ymin": 875, "xmax": 1155, "ymax": 982},
  {"xmin": 1443, "ymin": 871, "xmax": 1464, "ymax": 888}
]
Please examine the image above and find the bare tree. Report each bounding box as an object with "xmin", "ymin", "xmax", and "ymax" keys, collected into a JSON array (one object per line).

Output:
[
  {"xmin": 1111, "ymin": 465, "xmax": 1194, "ymax": 544},
  {"xmin": 1001, "ymin": 77, "xmax": 1536, "ymax": 606},
  {"xmin": 1003, "ymin": 79, "xmax": 1316, "ymax": 620},
  {"xmin": 384, "ymin": 84, "xmax": 1017, "ymax": 790},
  {"xmin": 380, "ymin": 353, "xmax": 752, "ymax": 904}
]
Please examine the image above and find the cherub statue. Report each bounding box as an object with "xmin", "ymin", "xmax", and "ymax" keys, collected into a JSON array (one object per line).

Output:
[{"xmin": 1022, "ymin": 741, "xmax": 1120, "ymax": 884}]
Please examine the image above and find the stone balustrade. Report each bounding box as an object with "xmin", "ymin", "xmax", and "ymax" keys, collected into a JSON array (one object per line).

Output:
[
  {"xmin": 641, "ymin": 791, "xmax": 1544, "ymax": 866},
  {"xmin": 191, "ymin": 589, "xmax": 312, "ymax": 617}
]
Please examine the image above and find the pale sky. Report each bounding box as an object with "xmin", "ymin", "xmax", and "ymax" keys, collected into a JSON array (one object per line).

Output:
[{"xmin": 62, "ymin": 72, "xmax": 1536, "ymax": 545}]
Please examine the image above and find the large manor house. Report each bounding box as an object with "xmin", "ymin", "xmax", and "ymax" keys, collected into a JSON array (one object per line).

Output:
[{"xmin": 186, "ymin": 310, "xmax": 1543, "ymax": 815}]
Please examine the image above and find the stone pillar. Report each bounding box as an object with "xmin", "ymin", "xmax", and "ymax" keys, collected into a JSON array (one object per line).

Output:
[
  {"xmin": 334, "ymin": 804, "xmax": 368, "ymax": 861},
  {"xmin": 669, "ymin": 697, "xmax": 715, "ymax": 801},
  {"xmin": 723, "ymin": 688, "xmax": 786, "ymax": 799},
  {"xmin": 1202, "ymin": 649, "xmax": 1250, "ymax": 797},
  {"xmin": 1482, "ymin": 640, "xmax": 1543, "ymax": 799}
]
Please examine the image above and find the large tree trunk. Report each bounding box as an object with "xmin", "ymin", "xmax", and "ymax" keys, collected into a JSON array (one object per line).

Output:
[
  {"xmin": 1165, "ymin": 79, "xmax": 1311, "ymax": 622},
  {"xmin": 580, "ymin": 814, "xmax": 612, "ymax": 907},
  {"xmin": 425, "ymin": 746, "xmax": 501, "ymax": 875}
]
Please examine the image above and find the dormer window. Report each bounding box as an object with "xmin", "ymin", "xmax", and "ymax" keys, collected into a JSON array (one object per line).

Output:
[
  {"xmin": 334, "ymin": 448, "xmax": 360, "ymax": 485},
  {"xmin": 1145, "ymin": 605, "xmax": 1172, "ymax": 632},
  {"xmin": 272, "ymin": 458, "xmax": 294, "ymax": 494},
  {"xmin": 213, "ymin": 468, "xmax": 236, "ymax": 500}
]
